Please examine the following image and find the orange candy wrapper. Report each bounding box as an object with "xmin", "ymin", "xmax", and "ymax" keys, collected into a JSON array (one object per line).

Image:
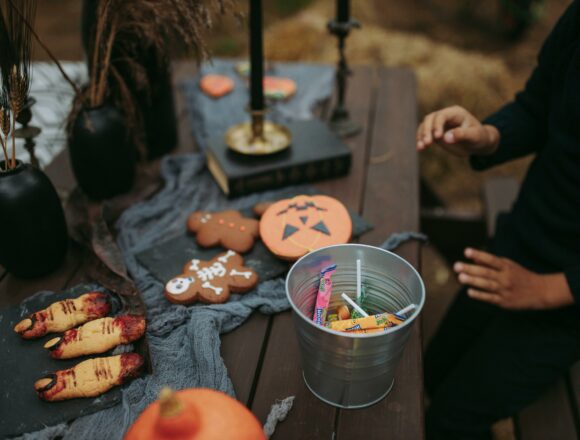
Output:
[{"xmin": 326, "ymin": 312, "xmax": 404, "ymax": 332}]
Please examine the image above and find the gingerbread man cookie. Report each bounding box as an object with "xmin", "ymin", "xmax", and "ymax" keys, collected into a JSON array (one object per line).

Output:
[
  {"xmin": 187, "ymin": 210, "xmax": 259, "ymax": 254},
  {"xmin": 164, "ymin": 250, "xmax": 259, "ymax": 305}
]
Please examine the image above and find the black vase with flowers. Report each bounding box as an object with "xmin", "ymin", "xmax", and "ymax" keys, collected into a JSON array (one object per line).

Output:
[
  {"xmin": 81, "ymin": 0, "xmax": 177, "ymax": 161},
  {"xmin": 0, "ymin": 161, "xmax": 68, "ymax": 277},
  {"xmin": 68, "ymin": 103, "xmax": 136, "ymax": 200}
]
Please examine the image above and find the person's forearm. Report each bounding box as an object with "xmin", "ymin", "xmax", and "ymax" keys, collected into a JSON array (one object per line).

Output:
[{"xmin": 540, "ymin": 273, "xmax": 575, "ymax": 308}]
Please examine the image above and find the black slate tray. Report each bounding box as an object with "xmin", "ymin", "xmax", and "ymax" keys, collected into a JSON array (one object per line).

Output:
[
  {"xmin": 137, "ymin": 206, "xmax": 373, "ymax": 285},
  {"xmin": 0, "ymin": 283, "xmax": 150, "ymax": 438}
]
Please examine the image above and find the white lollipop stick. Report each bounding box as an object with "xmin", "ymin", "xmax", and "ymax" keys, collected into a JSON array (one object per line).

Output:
[
  {"xmin": 341, "ymin": 293, "xmax": 369, "ymax": 317},
  {"xmin": 356, "ymin": 259, "xmax": 361, "ymax": 300},
  {"xmin": 395, "ymin": 304, "xmax": 417, "ymax": 316}
]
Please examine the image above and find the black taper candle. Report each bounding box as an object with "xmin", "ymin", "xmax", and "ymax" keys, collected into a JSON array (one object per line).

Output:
[
  {"xmin": 249, "ymin": 0, "xmax": 264, "ymax": 111},
  {"xmin": 337, "ymin": 0, "xmax": 349, "ymax": 22}
]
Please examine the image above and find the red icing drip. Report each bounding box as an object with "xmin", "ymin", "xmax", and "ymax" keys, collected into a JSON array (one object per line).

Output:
[
  {"xmin": 37, "ymin": 370, "xmax": 72, "ymax": 401},
  {"xmin": 116, "ymin": 315, "xmax": 146, "ymax": 342},
  {"xmin": 48, "ymin": 328, "xmax": 78, "ymax": 358},
  {"xmin": 120, "ymin": 353, "xmax": 144, "ymax": 382},
  {"xmin": 84, "ymin": 292, "xmax": 111, "ymax": 318},
  {"xmin": 22, "ymin": 312, "xmax": 48, "ymax": 338}
]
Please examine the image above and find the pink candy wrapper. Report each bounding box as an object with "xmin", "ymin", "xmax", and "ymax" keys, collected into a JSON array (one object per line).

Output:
[{"xmin": 312, "ymin": 265, "xmax": 337, "ymax": 325}]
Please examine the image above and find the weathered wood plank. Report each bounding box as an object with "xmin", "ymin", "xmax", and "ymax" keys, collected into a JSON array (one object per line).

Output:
[
  {"xmin": 220, "ymin": 313, "xmax": 271, "ymax": 405},
  {"xmin": 337, "ymin": 67, "xmax": 424, "ymax": 439},
  {"xmin": 315, "ymin": 66, "xmax": 376, "ymax": 212},
  {"xmin": 249, "ymin": 66, "xmax": 377, "ymax": 438},
  {"xmin": 568, "ymin": 362, "xmax": 580, "ymax": 433},
  {"xmin": 0, "ymin": 243, "xmax": 84, "ymax": 308},
  {"xmin": 483, "ymin": 176, "xmax": 519, "ymax": 238},
  {"xmin": 517, "ymin": 379, "xmax": 578, "ymax": 440}
]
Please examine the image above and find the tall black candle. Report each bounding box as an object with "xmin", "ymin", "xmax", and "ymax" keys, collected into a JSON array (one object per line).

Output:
[
  {"xmin": 337, "ymin": 0, "xmax": 349, "ymax": 23},
  {"xmin": 249, "ymin": 0, "xmax": 264, "ymax": 111}
]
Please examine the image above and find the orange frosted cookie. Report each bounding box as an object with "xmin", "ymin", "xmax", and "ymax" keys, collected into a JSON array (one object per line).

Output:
[
  {"xmin": 259, "ymin": 195, "xmax": 352, "ymax": 261},
  {"xmin": 200, "ymin": 74, "xmax": 234, "ymax": 98}
]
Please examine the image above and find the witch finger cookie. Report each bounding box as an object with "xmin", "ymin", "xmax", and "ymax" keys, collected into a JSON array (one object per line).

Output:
[{"xmin": 164, "ymin": 250, "xmax": 258, "ymax": 305}]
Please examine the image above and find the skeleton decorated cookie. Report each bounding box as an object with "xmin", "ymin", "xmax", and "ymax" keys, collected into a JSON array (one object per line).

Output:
[
  {"xmin": 187, "ymin": 210, "xmax": 260, "ymax": 253},
  {"xmin": 164, "ymin": 250, "xmax": 258, "ymax": 305}
]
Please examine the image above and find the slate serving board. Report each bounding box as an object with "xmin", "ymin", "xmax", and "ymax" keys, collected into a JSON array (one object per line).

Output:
[
  {"xmin": 0, "ymin": 283, "xmax": 150, "ymax": 438},
  {"xmin": 137, "ymin": 206, "xmax": 373, "ymax": 285}
]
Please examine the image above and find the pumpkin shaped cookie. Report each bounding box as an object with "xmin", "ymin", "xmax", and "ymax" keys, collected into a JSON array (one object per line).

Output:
[{"xmin": 259, "ymin": 195, "xmax": 352, "ymax": 261}]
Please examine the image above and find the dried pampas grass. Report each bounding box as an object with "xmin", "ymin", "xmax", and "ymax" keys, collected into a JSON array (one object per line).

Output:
[{"xmin": 76, "ymin": 0, "xmax": 237, "ymax": 158}]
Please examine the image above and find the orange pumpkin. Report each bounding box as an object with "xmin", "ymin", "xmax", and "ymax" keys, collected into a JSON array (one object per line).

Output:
[
  {"xmin": 259, "ymin": 195, "xmax": 352, "ymax": 261},
  {"xmin": 124, "ymin": 387, "xmax": 265, "ymax": 440}
]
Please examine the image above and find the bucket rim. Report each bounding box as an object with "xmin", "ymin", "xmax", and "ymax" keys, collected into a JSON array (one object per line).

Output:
[{"xmin": 285, "ymin": 243, "xmax": 426, "ymax": 338}]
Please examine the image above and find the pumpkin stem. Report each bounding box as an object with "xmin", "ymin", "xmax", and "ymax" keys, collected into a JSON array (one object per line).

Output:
[{"xmin": 158, "ymin": 387, "xmax": 183, "ymax": 418}]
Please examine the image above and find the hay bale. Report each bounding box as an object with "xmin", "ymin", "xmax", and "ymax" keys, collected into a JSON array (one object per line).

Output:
[{"xmin": 265, "ymin": 1, "xmax": 515, "ymax": 119}]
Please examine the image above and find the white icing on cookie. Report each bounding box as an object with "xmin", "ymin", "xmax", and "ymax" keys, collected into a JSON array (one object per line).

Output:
[
  {"xmin": 229, "ymin": 269, "xmax": 253, "ymax": 279},
  {"xmin": 166, "ymin": 276, "xmax": 194, "ymax": 295},
  {"xmin": 202, "ymin": 282, "xmax": 223, "ymax": 296},
  {"xmin": 196, "ymin": 262, "xmax": 226, "ymax": 282}
]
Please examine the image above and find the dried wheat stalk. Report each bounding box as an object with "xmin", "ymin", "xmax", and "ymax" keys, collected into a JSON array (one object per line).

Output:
[{"xmin": 0, "ymin": 0, "xmax": 37, "ymax": 170}]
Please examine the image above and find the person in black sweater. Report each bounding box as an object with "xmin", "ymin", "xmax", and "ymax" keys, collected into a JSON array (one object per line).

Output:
[{"xmin": 416, "ymin": 2, "xmax": 580, "ymax": 438}]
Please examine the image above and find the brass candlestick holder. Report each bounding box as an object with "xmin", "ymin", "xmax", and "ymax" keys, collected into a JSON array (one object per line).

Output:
[
  {"xmin": 225, "ymin": 109, "xmax": 291, "ymax": 156},
  {"xmin": 328, "ymin": 19, "xmax": 361, "ymax": 138}
]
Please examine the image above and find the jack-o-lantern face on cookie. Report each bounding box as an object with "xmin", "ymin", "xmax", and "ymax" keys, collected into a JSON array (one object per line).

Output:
[
  {"xmin": 259, "ymin": 195, "xmax": 352, "ymax": 261},
  {"xmin": 163, "ymin": 250, "xmax": 259, "ymax": 305}
]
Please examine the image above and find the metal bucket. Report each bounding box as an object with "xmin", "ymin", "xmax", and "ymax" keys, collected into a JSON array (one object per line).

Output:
[{"xmin": 286, "ymin": 244, "xmax": 425, "ymax": 409}]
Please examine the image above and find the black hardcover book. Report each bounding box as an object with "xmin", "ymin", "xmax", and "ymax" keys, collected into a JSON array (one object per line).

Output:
[{"xmin": 206, "ymin": 119, "xmax": 352, "ymax": 197}]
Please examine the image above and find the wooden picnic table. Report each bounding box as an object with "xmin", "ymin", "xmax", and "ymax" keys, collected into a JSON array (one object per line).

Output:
[{"xmin": 0, "ymin": 62, "xmax": 423, "ymax": 439}]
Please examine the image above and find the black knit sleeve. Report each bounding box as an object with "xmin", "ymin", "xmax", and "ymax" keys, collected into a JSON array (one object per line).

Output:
[
  {"xmin": 471, "ymin": 1, "xmax": 578, "ymax": 171},
  {"xmin": 564, "ymin": 266, "xmax": 580, "ymax": 306}
]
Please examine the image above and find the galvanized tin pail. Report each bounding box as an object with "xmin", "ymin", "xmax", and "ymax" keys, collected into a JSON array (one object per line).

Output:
[{"xmin": 286, "ymin": 244, "xmax": 425, "ymax": 409}]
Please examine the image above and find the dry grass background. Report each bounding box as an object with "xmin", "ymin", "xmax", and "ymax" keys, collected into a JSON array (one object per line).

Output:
[{"xmin": 34, "ymin": 1, "xmax": 572, "ymax": 438}]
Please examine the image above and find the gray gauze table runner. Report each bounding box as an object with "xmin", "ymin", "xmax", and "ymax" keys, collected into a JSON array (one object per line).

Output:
[{"xmin": 181, "ymin": 58, "xmax": 335, "ymax": 150}]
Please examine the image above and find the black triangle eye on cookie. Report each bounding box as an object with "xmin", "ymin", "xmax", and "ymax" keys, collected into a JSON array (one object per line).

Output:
[{"xmin": 163, "ymin": 250, "xmax": 259, "ymax": 305}]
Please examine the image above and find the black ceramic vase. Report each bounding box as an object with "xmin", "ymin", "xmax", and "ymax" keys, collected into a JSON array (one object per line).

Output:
[
  {"xmin": 68, "ymin": 105, "xmax": 136, "ymax": 200},
  {"xmin": 81, "ymin": 0, "xmax": 178, "ymax": 160},
  {"xmin": 0, "ymin": 161, "xmax": 68, "ymax": 278}
]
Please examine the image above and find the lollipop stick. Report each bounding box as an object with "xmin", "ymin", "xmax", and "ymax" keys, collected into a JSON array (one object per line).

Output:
[
  {"xmin": 341, "ymin": 293, "xmax": 369, "ymax": 317},
  {"xmin": 356, "ymin": 259, "xmax": 361, "ymax": 300},
  {"xmin": 395, "ymin": 304, "xmax": 417, "ymax": 317}
]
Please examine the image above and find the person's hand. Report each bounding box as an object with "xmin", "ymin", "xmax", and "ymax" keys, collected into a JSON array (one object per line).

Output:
[
  {"xmin": 416, "ymin": 106, "xmax": 500, "ymax": 157},
  {"xmin": 453, "ymin": 248, "xmax": 574, "ymax": 310}
]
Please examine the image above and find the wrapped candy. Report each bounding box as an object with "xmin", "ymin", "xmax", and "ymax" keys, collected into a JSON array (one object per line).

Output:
[{"xmin": 312, "ymin": 265, "xmax": 337, "ymax": 325}]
